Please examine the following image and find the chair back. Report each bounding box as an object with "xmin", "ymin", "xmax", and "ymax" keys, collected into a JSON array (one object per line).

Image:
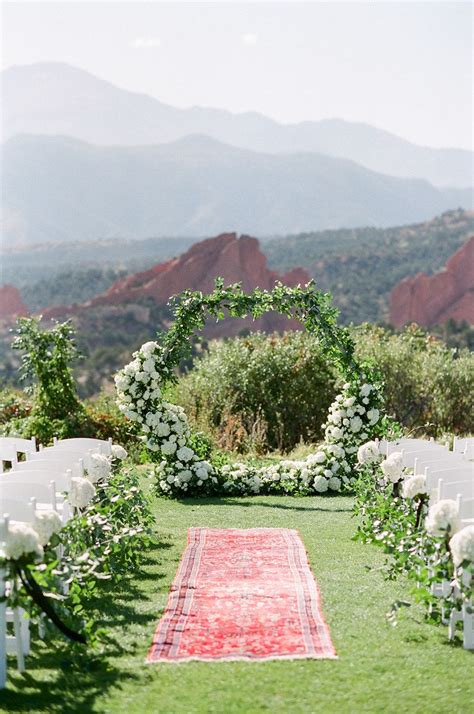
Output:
[
  {"xmin": 16, "ymin": 458, "xmax": 84, "ymax": 479},
  {"xmin": 6, "ymin": 468, "xmax": 72, "ymax": 493},
  {"xmin": 0, "ymin": 498, "xmax": 36, "ymax": 523}
]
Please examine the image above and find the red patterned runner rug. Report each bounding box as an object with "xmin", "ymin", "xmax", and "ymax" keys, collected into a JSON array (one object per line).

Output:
[{"xmin": 147, "ymin": 527, "xmax": 337, "ymax": 662}]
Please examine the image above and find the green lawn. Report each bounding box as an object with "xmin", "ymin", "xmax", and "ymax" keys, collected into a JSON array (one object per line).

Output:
[{"xmin": 1, "ymin": 492, "xmax": 472, "ymax": 713}]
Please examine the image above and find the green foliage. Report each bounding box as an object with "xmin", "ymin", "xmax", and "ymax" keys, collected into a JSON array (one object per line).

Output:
[
  {"xmin": 175, "ymin": 332, "xmax": 337, "ymax": 453},
  {"xmin": 12, "ymin": 316, "xmax": 84, "ymax": 421},
  {"xmin": 353, "ymin": 323, "xmax": 474, "ymax": 436}
]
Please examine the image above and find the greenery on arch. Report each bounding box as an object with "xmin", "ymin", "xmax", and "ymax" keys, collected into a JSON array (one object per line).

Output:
[{"xmin": 115, "ymin": 280, "xmax": 393, "ymax": 498}]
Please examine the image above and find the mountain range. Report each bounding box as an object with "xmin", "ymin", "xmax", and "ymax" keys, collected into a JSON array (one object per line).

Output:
[
  {"xmin": 1, "ymin": 62, "xmax": 473, "ymax": 246},
  {"xmin": 3, "ymin": 133, "xmax": 471, "ymax": 245},
  {"xmin": 3, "ymin": 62, "xmax": 473, "ymax": 188}
]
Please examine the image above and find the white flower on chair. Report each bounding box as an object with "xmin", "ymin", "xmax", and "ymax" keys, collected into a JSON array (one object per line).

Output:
[
  {"xmin": 425, "ymin": 499, "xmax": 461, "ymax": 538},
  {"xmin": 4, "ymin": 522, "xmax": 43, "ymax": 561},
  {"xmin": 68, "ymin": 477, "xmax": 96, "ymax": 509},
  {"xmin": 33, "ymin": 510, "xmax": 63, "ymax": 546},
  {"xmin": 449, "ymin": 525, "xmax": 474, "ymax": 566}
]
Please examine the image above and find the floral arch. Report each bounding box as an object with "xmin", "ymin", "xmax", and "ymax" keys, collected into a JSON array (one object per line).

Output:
[{"xmin": 115, "ymin": 281, "xmax": 388, "ymax": 497}]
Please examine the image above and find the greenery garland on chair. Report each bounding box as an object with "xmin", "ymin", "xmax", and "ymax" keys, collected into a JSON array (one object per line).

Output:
[{"xmin": 115, "ymin": 280, "xmax": 393, "ymax": 497}]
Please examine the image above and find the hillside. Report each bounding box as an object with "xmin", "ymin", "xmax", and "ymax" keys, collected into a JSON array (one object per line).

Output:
[
  {"xmin": 263, "ymin": 209, "xmax": 474, "ymax": 324},
  {"xmin": 3, "ymin": 134, "xmax": 470, "ymax": 246},
  {"xmin": 2, "ymin": 62, "xmax": 472, "ymax": 187}
]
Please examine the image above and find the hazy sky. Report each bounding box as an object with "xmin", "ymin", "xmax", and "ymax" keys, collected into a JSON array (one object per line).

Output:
[{"xmin": 1, "ymin": 1, "xmax": 472, "ymax": 149}]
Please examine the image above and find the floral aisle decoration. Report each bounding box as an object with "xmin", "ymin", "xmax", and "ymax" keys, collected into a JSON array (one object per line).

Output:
[
  {"xmin": 353, "ymin": 442, "xmax": 473, "ymax": 635},
  {"xmin": 1, "ymin": 459, "xmax": 154, "ymax": 645},
  {"xmin": 115, "ymin": 281, "xmax": 393, "ymax": 498}
]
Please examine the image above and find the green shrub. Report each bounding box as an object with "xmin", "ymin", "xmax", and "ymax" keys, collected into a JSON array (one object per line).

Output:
[
  {"xmin": 353, "ymin": 324, "xmax": 474, "ymax": 437},
  {"xmin": 174, "ymin": 332, "xmax": 337, "ymax": 453}
]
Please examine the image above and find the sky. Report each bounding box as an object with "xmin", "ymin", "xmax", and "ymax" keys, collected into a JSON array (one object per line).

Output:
[{"xmin": 1, "ymin": 0, "xmax": 472, "ymax": 150}]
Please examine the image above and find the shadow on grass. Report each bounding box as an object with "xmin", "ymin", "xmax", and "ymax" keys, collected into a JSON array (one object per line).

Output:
[
  {"xmin": 2, "ymin": 542, "xmax": 170, "ymax": 713},
  {"xmin": 178, "ymin": 496, "xmax": 353, "ymax": 513}
]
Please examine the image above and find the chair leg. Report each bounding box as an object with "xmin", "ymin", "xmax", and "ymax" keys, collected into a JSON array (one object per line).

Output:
[
  {"xmin": 462, "ymin": 604, "xmax": 474, "ymax": 650},
  {"xmin": 12, "ymin": 608, "xmax": 25, "ymax": 673},
  {"xmin": 19, "ymin": 609, "xmax": 30, "ymax": 656},
  {"xmin": 0, "ymin": 569, "xmax": 6, "ymax": 689}
]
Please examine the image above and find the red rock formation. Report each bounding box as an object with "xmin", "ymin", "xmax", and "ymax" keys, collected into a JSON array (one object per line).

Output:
[
  {"xmin": 0, "ymin": 284, "xmax": 28, "ymax": 321},
  {"xmin": 390, "ymin": 237, "xmax": 474, "ymax": 327},
  {"xmin": 42, "ymin": 233, "xmax": 311, "ymax": 335}
]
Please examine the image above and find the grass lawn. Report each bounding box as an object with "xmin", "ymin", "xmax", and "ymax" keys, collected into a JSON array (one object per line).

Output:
[{"xmin": 1, "ymin": 490, "xmax": 472, "ymax": 713}]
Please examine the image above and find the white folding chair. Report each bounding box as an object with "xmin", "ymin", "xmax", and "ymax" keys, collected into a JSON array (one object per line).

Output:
[
  {"xmin": 0, "ymin": 447, "xmax": 18, "ymax": 474},
  {"xmin": 0, "ymin": 437, "xmax": 36, "ymax": 455},
  {"xmin": 32, "ymin": 447, "xmax": 93, "ymax": 469},
  {"xmin": 1, "ymin": 481, "xmax": 57, "ymax": 513},
  {"xmin": 438, "ymin": 479, "xmax": 474, "ymax": 502},
  {"xmin": 414, "ymin": 455, "xmax": 467, "ymax": 474},
  {"xmin": 0, "ymin": 501, "xmax": 37, "ymax": 680},
  {"xmin": 53, "ymin": 437, "xmax": 112, "ymax": 456},
  {"xmin": 24, "ymin": 455, "xmax": 85, "ymax": 478},
  {"xmin": 426, "ymin": 466, "xmax": 474, "ymax": 492}
]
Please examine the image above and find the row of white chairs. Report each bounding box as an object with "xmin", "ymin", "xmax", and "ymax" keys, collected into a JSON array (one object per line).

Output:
[
  {"xmin": 0, "ymin": 436, "xmax": 113, "ymax": 689},
  {"xmin": 378, "ymin": 438, "xmax": 473, "ymax": 649}
]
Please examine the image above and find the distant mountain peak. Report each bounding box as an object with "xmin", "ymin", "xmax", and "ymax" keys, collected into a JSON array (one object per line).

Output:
[{"xmin": 2, "ymin": 61, "xmax": 472, "ymax": 187}]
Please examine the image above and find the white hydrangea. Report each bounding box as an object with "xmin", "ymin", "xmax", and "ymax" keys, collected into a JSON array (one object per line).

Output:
[
  {"xmin": 86, "ymin": 453, "xmax": 112, "ymax": 484},
  {"xmin": 33, "ymin": 510, "xmax": 63, "ymax": 546},
  {"xmin": 380, "ymin": 452, "xmax": 404, "ymax": 483},
  {"xmin": 357, "ymin": 441, "xmax": 380, "ymax": 465},
  {"xmin": 328, "ymin": 476, "xmax": 342, "ymax": 491},
  {"xmin": 176, "ymin": 446, "xmax": 194, "ymax": 463},
  {"xmin": 313, "ymin": 475, "xmax": 329, "ymax": 493},
  {"xmin": 401, "ymin": 474, "xmax": 427, "ymax": 499},
  {"xmin": 111, "ymin": 444, "xmax": 127, "ymax": 460},
  {"xmin": 4, "ymin": 522, "xmax": 43, "ymax": 561},
  {"xmin": 68, "ymin": 477, "xmax": 97, "ymax": 509},
  {"xmin": 366, "ymin": 409, "xmax": 380, "ymax": 425},
  {"xmin": 449, "ymin": 525, "xmax": 474, "ymax": 566},
  {"xmin": 425, "ymin": 499, "xmax": 461, "ymax": 537}
]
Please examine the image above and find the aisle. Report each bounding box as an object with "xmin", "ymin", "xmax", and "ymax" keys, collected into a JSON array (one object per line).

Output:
[{"xmin": 2, "ymin": 493, "xmax": 473, "ymax": 714}]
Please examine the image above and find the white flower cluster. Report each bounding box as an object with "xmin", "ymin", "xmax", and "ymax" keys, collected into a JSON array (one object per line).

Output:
[
  {"xmin": 357, "ymin": 440, "xmax": 380, "ymax": 466},
  {"xmin": 68, "ymin": 476, "xmax": 97, "ymax": 509},
  {"xmin": 156, "ymin": 457, "xmax": 216, "ymax": 495},
  {"xmin": 3, "ymin": 521, "xmax": 43, "ymax": 561},
  {"xmin": 449, "ymin": 525, "xmax": 474, "ymax": 567},
  {"xmin": 144, "ymin": 402, "xmax": 190, "ymax": 453},
  {"xmin": 380, "ymin": 452, "xmax": 404, "ymax": 483},
  {"xmin": 401, "ymin": 474, "xmax": 427, "ymax": 500},
  {"xmin": 115, "ymin": 341, "xmax": 168, "ymax": 423},
  {"xmin": 425, "ymin": 499, "xmax": 461, "ymax": 538},
  {"xmin": 221, "ymin": 463, "xmax": 263, "ymax": 494},
  {"xmin": 33, "ymin": 510, "xmax": 63, "ymax": 546},
  {"xmin": 86, "ymin": 453, "xmax": 112, "ymax": 484}
]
